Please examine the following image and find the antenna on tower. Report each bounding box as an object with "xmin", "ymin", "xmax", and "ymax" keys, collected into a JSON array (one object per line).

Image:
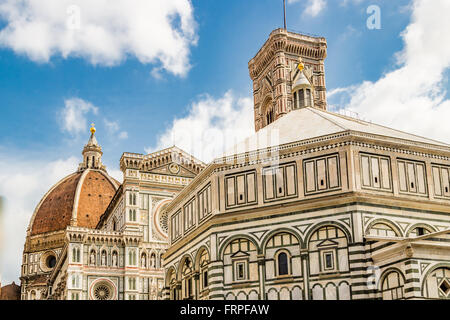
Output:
[{"xmin": 283, "ymin": 0, "xmax": 287, "ymax": 30}]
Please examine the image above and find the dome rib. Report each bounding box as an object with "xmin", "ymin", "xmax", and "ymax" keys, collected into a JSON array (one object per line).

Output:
[{"xmin": 29, "ymin": 169, "xmax": 118, "ymax": 236}]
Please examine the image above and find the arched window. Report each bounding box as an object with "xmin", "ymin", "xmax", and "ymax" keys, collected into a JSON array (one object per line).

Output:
[
  {"xmin": 368, "ymin": 223, "xmax": 399, "ymax": 237},
  {"xmin": 381, "ymin": 270, "xmax": 405, "ymax": 300},
  {"xmin": 72, "ymin": 247, "xmax": 80, "ymax": 263},
  {"xmin": 30, "ymin": 290, "xmax": 36, "ymax": 300},
  {"xmin": 181, "ymin": 259, "xmax": 194, "ymax": 300},
  {"xmin": 128, "ymin": 277, "xmax": 136, "ymax": 290},
  {"xmin": 408, "ymin": 225, "xmax": 433, "ymax": 237},
  {"xmin": 167, "ymin": 268, "xmax": 178, "ymax": 300},
  {"xmin": 266, "ymin": 109, "xmax": 275, "ymax": 125},
  {"xmin": 308, "ymin": 226, "xmax": 349, "ymax": 276},
  {"xmin": 129, "ymin": 250, "xmax": 136, "ymax": 265},
  {"xmin": 196, "ymin": 249, "xmax": 210, "ymax": 292},
  {"xmin": 72, "ymin": 274, "xmax": 80, "ymax": 288},
  {"xmin": 129, "ymin": 209, "xmax": 136, "ymax": 221},
  {"xmin": 277, "ymin": 252, "xmax": 289, "ymax": 276},
  {"xmin": 265, "ymin": 232, "xmax": 298, "ymax": 278},
  {"xmin": 223, "ymin": 238, "xmax": 257, "ymax": 282}
]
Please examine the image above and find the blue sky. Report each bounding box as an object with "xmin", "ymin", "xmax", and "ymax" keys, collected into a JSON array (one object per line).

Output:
[
  {"xmin": 1, "ymin": 0, "xmax": 450, "ymax": 284},
  {"xmin": 0, "ymin": 0, "xmax": 412, "ymax": 168}
]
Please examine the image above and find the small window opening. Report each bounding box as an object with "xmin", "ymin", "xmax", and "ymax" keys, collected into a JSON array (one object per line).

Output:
[
  {"xmin": 411, "ymin": 182, "xmax": 415, "ymax": 189},
  {"xmin": 374, "ymin": 177, "xmax": 378, "ymax": 184},
  {"xmin": 324, "ymin": 252, "xmax": 333, "ymax": 270},
  {"xmin": 236, "ymin": 263, "xmax": 245, "ymax": 280},
  {"xmin": 417, "ymin": 227, "xmax": 425, "ymax": 236},
  {"xmin": 278, "ymin": 252, "xmax": 289, "ymax": 276},
  {"xmin": 439, "ymin": 280, "xmax": 450, "ymax": 295},
  {"xmin": 239, "ymin": 194, "xmax": 243, "ymax": 201},
  {"xmin": 46, "ymin": 255, "xmax": 56, "ymax": 269},
  {"xmin": 320, "ymin": 179, "xmax": 324, "ymax": 186},
  {"xmin": 203, "ymin": 272, "xmax": 208, "ymax": 288},
  {"xmin": 445, "ymin": 187, "xmax": 449, "ymax": 193},
  {"xmin": 278, "ymin": 187, "xmax": 283, "ymax": 194}
]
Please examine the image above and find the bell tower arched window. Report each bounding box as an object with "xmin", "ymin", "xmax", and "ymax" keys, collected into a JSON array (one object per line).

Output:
[{"xmin": 266, "ymin": 109, "xmax": 275, "ymax": 125}]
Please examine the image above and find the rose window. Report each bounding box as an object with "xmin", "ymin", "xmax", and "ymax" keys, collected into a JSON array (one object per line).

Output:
[
  {"xmin": 94, "ymin": 284, "xmax": 111, "ymax": 300},
  {"xmin": 159, "ymin": 211, "xmax": 168, "ymax": 234}
]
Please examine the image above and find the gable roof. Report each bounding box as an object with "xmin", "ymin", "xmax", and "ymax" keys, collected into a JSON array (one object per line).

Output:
[{"xmin": 221, "ymin": 107, "xmax": 450, "ymax": 158}]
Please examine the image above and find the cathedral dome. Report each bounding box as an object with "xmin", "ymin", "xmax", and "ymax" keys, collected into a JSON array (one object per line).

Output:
[
  {"xmin": 28, "ymin": 125, "xmax": 120, "ymax": 236},
  {"xmin": 29, "ymin": 169, "xmax": 119, "ymax": 236}
]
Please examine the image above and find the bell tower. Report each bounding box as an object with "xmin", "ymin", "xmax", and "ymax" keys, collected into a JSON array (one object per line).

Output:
[{"xmin": 248, "ymin": 28, "xmax": 327, "ymax": 131}]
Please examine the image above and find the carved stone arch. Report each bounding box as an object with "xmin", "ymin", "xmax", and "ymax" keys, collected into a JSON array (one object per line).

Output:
[
  {"xmin": 194, "ymin": 245, "xmax": 210, "ymax": 271},
  {"xmin": 378, "ymin": 267, "xmax": 406, "ymax": 291},
  {"xmin": 304, "ymin": 221, "xmax": 352, "ymax": 248},
  {"xmin": 324, "ymin": 282, "xmax": 338, "ymax": 300},
  {"xmin": 260, "ymin": 76, "xmax": 273, "ymax": 96},
  {"xmin": 291, "ymin": 285, "xmax": 303, "ymax": 300},
  {"xmin": 406, "ymin": 223, "xmax": 437, "ymax": 237},
  {"xmin": 378, "ymin": 267, "xmax": 406, "ymax": 300},
  {"xmin": 311, "ymin": 283, "xmax": 324, "ymax": 300},
  {"xmin": 225, "ymin": 292, "xmax": 236, "ymax": 300},
  {"xmin": 218, "ymin": 234, "xmax": 260, "ymax": 258},
  {"xmin": 267, "ymin": 288, "xmax": 279, "ymax": 300},
  {"xmin": 365, "ymin": 218, "xmax": 403, "ymax": 237},
  {"xmin": 236, "ymin": 291, "xmax": 248, "ymax": 301},
  {"xmin": 248, "ymin": 289, "xmax": 259, "ymax": 300},
  {"xmin": 165, "ymin": 266, "xmax": 177, "ymax": 287},
  {"xmin": 421, "ymin": 263, "xmax": 450, "ymax": 298},
  {"xmin": 337, "ymin": 280, "xmax": 352, "ymax": 299},
  {"xmin": 261, "ymin": 227, "xmax": 302, "ymax": 253},
  {"xmin": 177, "ymin": 253, "xmax": 195, "ymax": 280}
]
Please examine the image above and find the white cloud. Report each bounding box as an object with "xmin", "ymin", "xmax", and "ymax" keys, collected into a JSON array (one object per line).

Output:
[
  {"xmin": 60, "ymin": 98, "xmax": 98, "ymax": 135},
  {"xmin": 329, "ymin": 0, "xmax": 450, "ymax": 144},
  {"xmin": 0, "ymin": 155, "xmax": 79, "ymax": 284},
  {"xmin": 289, "ymin": 0, "xmax": 327, "ymax": 17},
  {"xmin": 146, "ymin": 91, "xmax": 254, "ymax": 163},
  {"xmin": 118, "ymin": 131, "xmax": 128, "ymax": 140},
  {"xmin": 304, "ymin": 0, "xmax": 327, "ymax": 17},
  {"xmin": 0, "ymin": 0, "xmax": 197, "ymax": 76},
  {"xmin": 104, "ymin": 119, "xmax": 128, "ymax": 140}
]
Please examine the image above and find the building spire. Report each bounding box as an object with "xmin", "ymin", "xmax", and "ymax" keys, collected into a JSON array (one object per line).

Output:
[
  {"xmin": 283, "ymin": 0, "xmax": 287, "ymax": 30},
  {"xmin": 78, "ymin": 123, "xmax": 105, "ymax": 172}
]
